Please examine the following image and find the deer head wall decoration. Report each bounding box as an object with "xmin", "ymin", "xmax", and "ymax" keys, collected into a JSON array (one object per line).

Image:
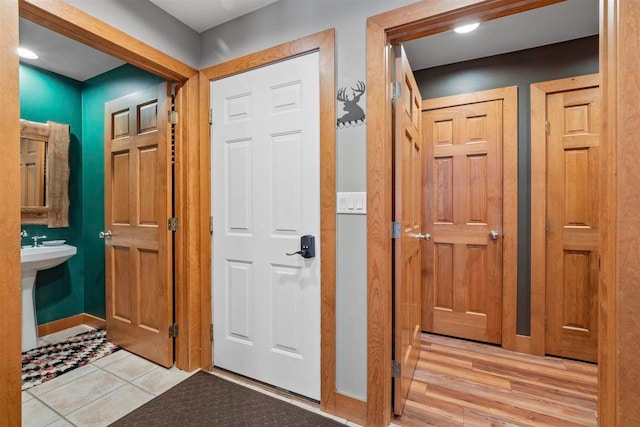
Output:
[{"xmin": 337, "ymin": 80, "xmax": 366, "ymax": 127}]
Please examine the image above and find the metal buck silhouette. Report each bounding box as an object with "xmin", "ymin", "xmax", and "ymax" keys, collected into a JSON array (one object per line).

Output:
[{"xmin": 337, "ymin": 80, "xmax": 366, "ymax": 126}]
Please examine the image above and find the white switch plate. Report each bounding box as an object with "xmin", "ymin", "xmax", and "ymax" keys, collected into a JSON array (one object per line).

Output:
[{"xmin": 337, "ymin": 192, "xmax": 366, "ymax": 214}]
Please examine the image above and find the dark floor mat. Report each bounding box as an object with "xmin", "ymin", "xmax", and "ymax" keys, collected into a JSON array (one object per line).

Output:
[{"xmin": 110, "ymin": 371, "xmax": 347, "ymax": 426}]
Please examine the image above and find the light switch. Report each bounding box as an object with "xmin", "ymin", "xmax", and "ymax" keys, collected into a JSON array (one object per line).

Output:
[{"xmin": 337, "ymin": 192, "xmax": 367, "ymax": 214}]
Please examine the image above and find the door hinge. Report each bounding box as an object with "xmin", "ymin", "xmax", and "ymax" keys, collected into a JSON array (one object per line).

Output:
[
  {"xmin": 210, "ymin": 323, "xmax": 214, "ymax": 342},
  {"xmin": 169, "ymin": 324, "xmax": 179, "ymax": 338},
  {"xmin": 168, "ymin": 217, "xmax": 179, "ymax": 232},
  {"xmin": 545, "ymin": 120, "xmax": 550, "ymax": 134},
  {"xmin": 545, "ymin": 218, "xmax": 550, "ymax": 234},
  {"xmin": 392, "ymin": 221, "xmax": 401, "ymax": 239},
  {"xmin": 208, "ymin": 108, "xmax": 213, "ymax": 126},
  {"xmin": 392, "ymin": 360, "xmax": 401, "ymax": 378},
  {"xmin": 391, "ymin": 81, "xmax": 401, "ymax": 101},
  {"xmin": 168, "ymin": 110, "xmax": 179, "ymax": 125},
  {"xmin": 209, "ymin": 216, "xmax": 214, "ymax": 234}
]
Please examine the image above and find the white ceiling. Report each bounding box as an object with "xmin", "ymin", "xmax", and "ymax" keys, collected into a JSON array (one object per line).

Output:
[
  {"xmin": 19, "ymin": 18, "xmax": 125, "ymax": 82},
  {"xmin": 403, "ymin": 0, "xmax": 599, "ymax": 71},
  {"xmin": 18, "ymin": 0, "xmax": 599, "ymax": 82},
  {"xmin": 149, "ymin": 0, "xmax": 279, "ymax": 33}
]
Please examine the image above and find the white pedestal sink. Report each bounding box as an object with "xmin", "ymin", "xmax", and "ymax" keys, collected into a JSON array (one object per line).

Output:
[{"xmin": 21, "ymin": 244, "xmax": 77, "ymax": 352}]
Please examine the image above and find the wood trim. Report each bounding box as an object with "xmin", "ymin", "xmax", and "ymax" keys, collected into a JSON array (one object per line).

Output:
[
  {"xmin": 37, "ymin": 313, "xmax": 106, "ymax": 336},
  {"xmin": 529, "ymin": 74, "xmax": 599, "ymax": 356},
  {"xmin": 501, "ymin": 86, "xmax": 519, "ymax": 353},
  {"xmin": 173, "ymin": 74, "xmax": 204, "ymax": 372},
  {"xmin": 421, "ymin": 86, "xmax": 519, "ymax": 352},
  {"xmin": 82, "ymin": 313, "xmax": 106, "ymax": 330},
  {"xmin": 0, "ymin": 0, "xmax": 22, "ymax": 424},
  {"xmin": 200, "ymin": 28, "xmax": 340, "ymax": 415},
  {"xmin": 334, "ymin": 394, "xmax": 367, "ymax": 426},
  {"xmin": 530, "ymin": 82, "xmax": 547, "ymax": 356},
  {"xmin": 514, "ymin": 334, "xmax": 532, "ymax": 354},
  {"xmin": 366, "ymin": 1, "xmax": 576, "ymax": 425},
  {"xmin": 599, "ymin": 2, "xmax": 617, "ymax": 424},
  {"xmin": 600, "ymin": 0, "xmax": 640, "ymax": 423},
  {"xmin": 19, "ymin": 0, "xmax": 197, "ymax": 81}
]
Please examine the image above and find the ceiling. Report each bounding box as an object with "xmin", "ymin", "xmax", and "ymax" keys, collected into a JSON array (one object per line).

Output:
[
  {"xmin": 149, "ymin": 0, "xmax": 279, "ymax": 33},
  {"xmin": 403, "ymin": 0, "xmax": 598, "ymax": 71},
  {"xmin": 18, "ymin": 0, "xmax": 598, "ymax": 82},
  {"xmin": 19, "ymin": 18, "xmax": 126, "ymax": 82}
]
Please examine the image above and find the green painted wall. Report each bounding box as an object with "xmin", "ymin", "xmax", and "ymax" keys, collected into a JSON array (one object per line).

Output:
[
  {"xmin": 81, "ymin": 64, "xmax": 164, "ymax": 319},
  {"xmin": 20, "ymin": 63, "xmax": 163, "ymax": 324},
  {"xmin": 19, "ymin": 64, "xmax": 84, "ymax": 325}
]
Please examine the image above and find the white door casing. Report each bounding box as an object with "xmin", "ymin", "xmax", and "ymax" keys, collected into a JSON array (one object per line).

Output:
[{"xmin": 211, "ymin": 52, "xmax": 321, "ymax": 400}]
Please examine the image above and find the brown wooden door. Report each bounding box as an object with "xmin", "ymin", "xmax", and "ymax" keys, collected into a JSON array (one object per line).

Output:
[
  {"xmin": 422, "ymin": 97, "xmax": 503, "ymax": 344},
  {"xmin": 393, "ymin": 45, "xmax": 423, "ymax": 416},
  {"xmin": 545, "ymin": 84, "xmax": 600, "ymax": 363},
  {"xmin": 104, "ymin": 83, "xmax": 174, "ymax": 367}
]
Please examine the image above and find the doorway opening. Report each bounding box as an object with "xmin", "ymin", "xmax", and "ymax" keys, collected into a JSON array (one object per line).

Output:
[{"xmin": 379, "ymin": 0, "xmax": 600, "ymax": 424}]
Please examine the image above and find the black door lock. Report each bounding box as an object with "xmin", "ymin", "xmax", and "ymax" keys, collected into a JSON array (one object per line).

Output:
[{"xmin": 286, "ymin": 235, "xmax": 315, "ymax": 259}]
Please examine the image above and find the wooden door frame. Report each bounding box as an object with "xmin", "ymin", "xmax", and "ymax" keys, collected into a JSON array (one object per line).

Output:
[
  {"xmin": 3, "ymin": 0, "xmax": 205, "ymax": 422},
  {"xmin": 366, "ymin": 0, "xmax": 638, "ymax": 425},
  {"xmin": 198, "ymin": 30, "xmax": 362, "ymax": 424},
  {"xmin": 530, "ymin": 73, "xmax": 599, "ymax": 356},
  {"xmin": 421, "ymin": 86, "xmax": 519, "ymax": 351}
]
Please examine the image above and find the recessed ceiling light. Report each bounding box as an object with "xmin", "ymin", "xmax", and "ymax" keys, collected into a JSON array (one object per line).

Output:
[
  {"xmin": 18, "ymin": 47, "xmax": 38, "ymax": 59},
  {"xmin": 454, "ymin": 23, "xmax": 480, "ymax": 34}
]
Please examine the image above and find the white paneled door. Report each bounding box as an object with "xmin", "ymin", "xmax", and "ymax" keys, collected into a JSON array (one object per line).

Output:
[{"xmin": 211, "ymin": 52, "xmax": 320, "ymax": 400}]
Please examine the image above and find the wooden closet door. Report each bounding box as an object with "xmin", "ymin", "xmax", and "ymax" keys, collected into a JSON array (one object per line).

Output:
[
  {"xmin": 545, "ymin": 85, "xmax": 600, "ymax": 363},
  {"xmin": 422, "ymin": 98, "xmax": 503, "ymax": 344}
]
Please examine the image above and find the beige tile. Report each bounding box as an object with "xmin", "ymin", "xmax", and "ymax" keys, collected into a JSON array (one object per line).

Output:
[
  {"xmin": 41, "ymin": 326, "xmax": 94, "ymax": 345},
  {"xmin": 100, "ymin": 354, "xmax": 159, "ymax": 382},
  {"xmin": 38, "ymin": 370, "xmax": 126, "ymax": 415},
  {"xmin": 37, "ymin": 339, "xmax": 49, "ymax": 347},
  {"xmin": 29, "ymin": 365, "xmax": 98, "ymax": 397},
  {"xmin": 66, "ymin": 384, "xmax": 154, "ymax": 427},
  {"xmin": 45, "ymin": 419, "xmax": 76, "ymax": 427},
  {"xmin": 23, "ymin": 391, "xmax": 34, "ymax": 403},
  {"xmin": 132, "ymin": 366, "xmax": 192, "ymax": 395},
  {"xmin": 22, "ymin": 398, "xmax": 60, "ymax": 427},
  {"xmin": 90, "ymin": 349, "xmax": 131, "ymax": 368}
]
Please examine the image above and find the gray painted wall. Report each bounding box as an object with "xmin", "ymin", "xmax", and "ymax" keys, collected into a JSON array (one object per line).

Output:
[
  {"xmin": 412, "ymin": 36, "xmax": 599, "ymax": 335},
  {"xmin": 200, "ymin": 0, "xmax": 416, "ymax": 400},
  {"xmin": 64, "ymin": 0, "xmax": 200, "ymax": 68}
]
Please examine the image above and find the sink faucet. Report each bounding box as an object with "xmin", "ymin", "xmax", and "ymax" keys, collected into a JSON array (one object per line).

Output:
[{"xmin": 32, "ymin": 235, "xmax": 47, "ymax": 247}]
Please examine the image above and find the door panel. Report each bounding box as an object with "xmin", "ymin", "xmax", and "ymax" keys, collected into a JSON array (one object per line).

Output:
[
  {"xmin": 545, "ymin": 85, "xmax": 600, "ymax": 363},
  {"xmin": 212, "ymin": 52, "xmax": 320, "ymax": 400},
  {"xmin": 393, "ymin": 45, "xmax": 423, "ymax": 416},
  {"xmin": 423, "ymin": 98, "xmax": 503, "ymax": 344},
  {"xmin": 104, "ymin": 83, "xmax": 173, "ymax": 368}
]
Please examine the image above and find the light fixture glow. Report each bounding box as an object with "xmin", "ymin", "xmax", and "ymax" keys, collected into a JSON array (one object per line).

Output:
[
  {"xmin": 18, "ymin": 47, "xmax": 38, "ymax": 59},
  {"xmin": 454, "ymin": 23, "xmax": 480, "ymax": 34}
]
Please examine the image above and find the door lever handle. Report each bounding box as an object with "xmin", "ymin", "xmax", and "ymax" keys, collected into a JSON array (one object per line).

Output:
[
  {"xmin": 416, "ymin": 233, "xmax": 431, "ymax": 240},
  {"xmin": 99, "ymin": 230, "xmax": 112, "ymax": 239},
  {"xmin": 286, "ymin": 235, "xmax": 315, "ymax": 259}
]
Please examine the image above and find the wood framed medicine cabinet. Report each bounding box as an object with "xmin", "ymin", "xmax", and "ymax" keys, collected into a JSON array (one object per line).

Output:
[{"xmin": 20, "ymin": 119, "xmax": 70, "ymax": 227}]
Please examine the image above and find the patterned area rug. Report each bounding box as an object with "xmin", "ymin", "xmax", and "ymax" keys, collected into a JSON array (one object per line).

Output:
[{"xmin": 22, "ymin": 328, "xmax": 120, "ymax": 391}]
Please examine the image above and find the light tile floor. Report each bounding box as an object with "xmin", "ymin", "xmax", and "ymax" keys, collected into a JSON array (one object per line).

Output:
[
  {"xmin": 22, "ymin": 325, "xmax": 362, "ymax": 427},
  {"xmin": 22, "ymin": 325, "xmax": 194, "ymax": 427}
]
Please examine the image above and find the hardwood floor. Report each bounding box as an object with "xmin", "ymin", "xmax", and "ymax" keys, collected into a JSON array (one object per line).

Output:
[{"xmin": 396, "ymin": 333, "xmax": 597, "ymax": 427}]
